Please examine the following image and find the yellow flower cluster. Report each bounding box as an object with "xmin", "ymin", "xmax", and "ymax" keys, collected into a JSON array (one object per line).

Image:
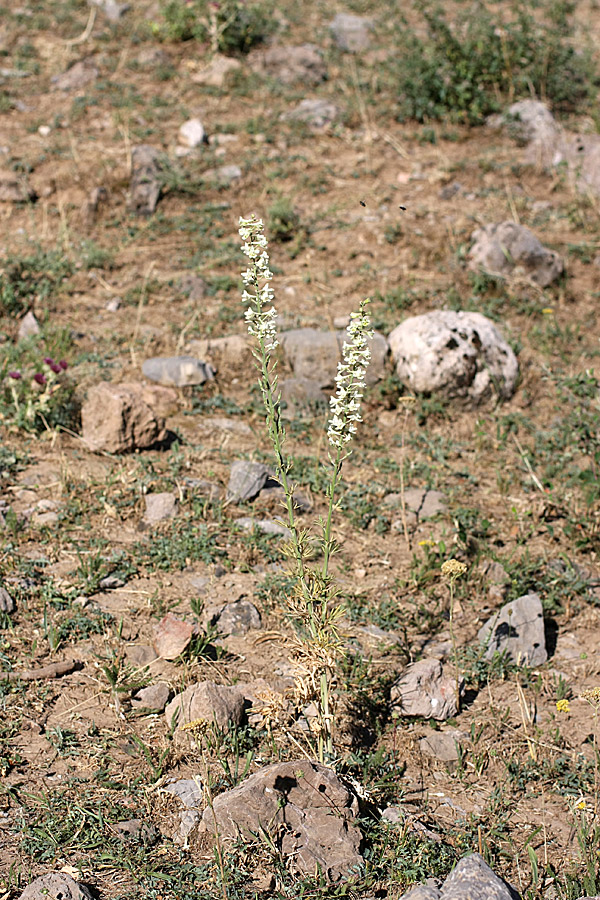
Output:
[
  {"xmin": 441, "ymin": 559, "xmax": 468, "ymax": 580},
  {"xmin": 556, "ymin": 699, "xmax": 570, "ymax": 714}
]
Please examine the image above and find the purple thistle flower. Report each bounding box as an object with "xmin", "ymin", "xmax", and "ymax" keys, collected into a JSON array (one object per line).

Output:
[
  {"xmin": 48, "ymin": 361, "xmax": 62, "ymax": 374},
  {"xmin": 43, "ymin": 357, "xmax": 55, "ymax": 366},
  {"xmin": 33, "ymin": 373, "xmax": 47, "ymax": 386},
  {"xmin": 8, "ymin": 371, "xmax": 22, "ymax": 380},
  {"xmin": 59, "ymin": 359, "xmax": 68, "ymax": 371}
]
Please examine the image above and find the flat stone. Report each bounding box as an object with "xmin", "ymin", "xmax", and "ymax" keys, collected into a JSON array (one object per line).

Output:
[
  {"xmin": 388, "ymin": 310, "xmax": 518, "ymax": 406},
  {"xmin": 202, "ymin": 760, "xmax": 362, "ymax": 880},
  {"xmin": 280, "ymin": 328, "xmax": 388, "ymax": 388},
  {"xmin": 420, "ymin": 730, "xmax": 466, "ymax": 770},
  {"xmin": 165, "ymin": 681, "xmax": 246, "ymax": 730},
  {"xmin": 142, "ymin": 356, "xmax": 214, "ymax": 387},
  {"xmin": 329, "ymin": 13, "xmax": 373, "ymax": 52},
  {"xmin": 131, "ymin": 682, "xmax": 170, "ymax": 712},
  {"xmin": 154, "ymin": 612, "xmax": 195, "ymax": 660},
  {"xmin": 163, "ymin": 777, "xmax": 203, "ymax": 808},
  {"xmin": 202, "ymin": 164, "xmax": 242, "ymax": 184},
  {"xmin": 144, "ymin": 492, "xmax": 178, "ymax": 524},
  {"xmin": 282, "ymin": 99, "xmax": 341, "ymax": 128},
  {"xmin": 391, "ymin": 658, "xmax": 461, "ymax": 721},
  {"xmin": 227, "ymin": 460, "xmax": 273, "ymax": 502},
  {"xmin": 18, "ymin": 873, "xmax": 94, "ymax": 900},
  {"xmin": 51, "ymin": 58, "xmax": 98, "ymax": 91},
  {"xmin": 477, "ymin": 592, "xmax": 547, "ymax": 666},
  {"xmin": 383, "ymin": 488, "xmax": 446, "ymax": 520},
  {"xmin": 214, "ymin": 600, "xmax": 262, "ymax": 636},
  {"xmin": 234, "ymin": 517, "xmax": 291, "ymax": 539},
  {"xmin": 191, "ymin": 54, "xmax": 241, "ymax": 87},
  {"xmin": 250, "ymin": 43, "xmax": 327, "ymax": 85},
  {"xmin": 81, "ymin": 382, "xmax": 166, "ymax": 454}
]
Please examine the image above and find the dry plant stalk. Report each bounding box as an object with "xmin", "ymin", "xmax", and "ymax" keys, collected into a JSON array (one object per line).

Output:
[
  {"xmin": 441, "ymin": 558, "xmax": 467, "ymax": 713},
  {"xmin": 239, "ymin": 214, "xmax": 373, "ymax": 763}
]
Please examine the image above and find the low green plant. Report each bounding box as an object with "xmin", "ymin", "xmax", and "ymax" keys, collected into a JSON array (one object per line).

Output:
[
  {"xmin": 239, "ymin": 214, "xmax": 373, "ymax": 762},
  {"xmin": 389, "ymin": 0, "xmax": 596, "ymax": 124},
  {"xmin": 0, "ymin": 248, "xmax": 72, "ymax": 316},
  {"xmin": 156, "ymin": 0, "xmax": 273, "ymax": 54}
]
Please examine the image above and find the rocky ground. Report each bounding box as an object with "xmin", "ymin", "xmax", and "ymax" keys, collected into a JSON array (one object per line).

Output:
[{"xmin": 2, "ymin": 1, "xmax": 600, "ymax": 898}]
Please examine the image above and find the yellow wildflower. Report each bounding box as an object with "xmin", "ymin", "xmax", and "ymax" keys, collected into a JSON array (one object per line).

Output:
[
  {"xmin": 556, "ymin": 699, "xmax": 570, "ymax": 714},
  {"xmin": 441, "ymin": 559, "xmax": 468, "ymax": 580}
]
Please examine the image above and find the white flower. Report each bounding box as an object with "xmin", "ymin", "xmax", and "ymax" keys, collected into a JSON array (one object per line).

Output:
[
  {"xmin": 240, "ymin": 215, "xmax": 279, "ymax": 352},
  {"xmin": 327, "ymin": 300, "xmax": 373, "ymax": 451}
]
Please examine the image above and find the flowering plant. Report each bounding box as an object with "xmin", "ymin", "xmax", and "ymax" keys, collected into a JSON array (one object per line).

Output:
[
  {"xmin": 239, "ymin": 213, "xmax": 373, "ymax": 762},
  {"xmin": 1, "ymin": 355, "xmax": 76, "ymax": 434}
]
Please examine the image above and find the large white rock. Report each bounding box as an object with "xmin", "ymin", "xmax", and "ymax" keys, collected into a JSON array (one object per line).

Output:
[{"xmin": 388, "ymin": 310, "xmax": 518, "ymax": 406}]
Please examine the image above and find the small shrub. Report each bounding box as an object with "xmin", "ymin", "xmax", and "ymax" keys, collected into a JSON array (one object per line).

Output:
[
  {"xmin": 157, "ymin": 0, "xmax": 273, "ymax": 54},
  {"xmin": 0, "ymin": 248, "xmax": 72, "ymax": 317},
  {"xmin": 390, "ymin": 0, "xmax": 596, "ymax": 124}
]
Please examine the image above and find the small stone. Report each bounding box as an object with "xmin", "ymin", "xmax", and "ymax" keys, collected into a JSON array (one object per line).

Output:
[
  {"xmin": 106, "ymin": 297, "xmax": 121, "ymax": 312},
  {"xmin": 477, "ymin": 593, "xmax": 547, "ymax": 666},
  {"xmin": 215, "ymin": 600, "xmax": 262, "ymax": 636},
  {"xmin": 440, "ymin": 852, "xmax": 521, "ymax": 900},
  {"xmin": 419, "ymin": 730, "xmax": 466, "ymax": 770},
  {"xmin": 17, "ymin": 873, "xmax": 94, "ymax": 900},
  {"xmin": 114, "ymin": 818, "xmax": 157, "ymax": 842},
  {"xmin": 0, "ymin": 587, "xmax": 14, "ymax": 613},
  {"xmin": 282, "ymin": 99, "xmax": 341, "ymax": 128},
  {"xmin": 131, "ymin": 682, "xmax": 171, "ymax": 712},
  {"xmin": 142, "ymin": 355, "xmax": 215, "ymax": 387},
  {"xmin": 18, "ymin": 311, "xmax": 41, "ymax": 340},
  {"xmin": 163, "ymin": 777, "xmax": 203, "ymax": 808},
  {"xmin": 81, "ymin": 382, "xmax": 166, "ymax": 454},
  {"xmin": 383, "ymin": 488, "xmax": 446, "ymax": 521},
  {"xmin": 250, "ymin": 43, "xmax": 327, "ymax": 85},
  {"xmin": 165, "ymin": 681, "xmax": 246, "ymax": 730},
  {"xmin": 178, "ymin": 118, "xmax": 206, "ymax": 149},
  {"xmin": 469, "ymin": 221, "xmax": 563, "ymax": 287},
  {"xmin": 0, "ymin": 169, "xmax": 35, "ymax": 203},
  {"xmin": 127, "ymin": 145, "xmax": 162, "ymax": 216},
  {"xmin": 89, "ymin": 0, "xmax": 130, "ymax": 21},
  {"xmin": 38, "ymin": 125, "xmax": 51, "ymax": 137},
  {"xmin": 125, "ymin": 644, "xmax": 158, "ymax": 667},
  {"xmin": 227, "ymin": 460, "xmax": 273, "ymax": 502},
  {"xmin": 202, "ymin": 164, "xmax": 242, "ymax": 184},
  {"xmin": 51, "ymin": 58, "xmax": 98, "ymax": 91},
  {"xmin": 137, "ymin": 47, "xmax": 171, "ymax": 68},
  {"xmin": 178, "ymin": 274, "xmax": 208, "ymax": 300},
  {"xmin": 329, "ymin": 13, "xmax": 374, "ymax": 52},
  {"xmin": 391, "ymin": 658, "xmax": 462, "ymax": 721},
  {"xmin": 143, "ymin": 492, "xmax": 178, "ymax": 524},
  {"xmin": 191, "ymin": 54, "xmax": 241, "ymax": 87},
  {"xmin": 234, "ymin": 517, "xmax": 292, "ymax": 539},
  {"xmin": 154, "ymin": 612, "xmax": 195, "ymax": 660}
]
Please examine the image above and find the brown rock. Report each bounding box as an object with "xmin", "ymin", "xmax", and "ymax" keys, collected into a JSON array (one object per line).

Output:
[
  {"xmin": 165, "ymin": 681, "xmax": 245, "ymax": 730},
  {"xmin": 202, "ymin": 760, "xmax": 362, "ymax": 880},
  {"xmin": 0, "ymin": 169, "xmax": 36, "ymax": 203},
  {"xmin": 51, "ymin": 58, "xmax": 98, "ymax": 91},
  {"xmin": 81, "ymin": 382, "xmax": 166, "ymax": 453},
  {"xmin": 154, "ymin": 612, "xmax": 195, "ymax": 660},
  {"xmin": 190, "ymin": 54, "xmax": 241, "ymax": 87},
  {"xmin": 131, "ymin": 682, "xmax": 171, "ymax": 712},
  {"xmin": 391, "ymin": 658, "xmax": 461, "ymax": 720}
]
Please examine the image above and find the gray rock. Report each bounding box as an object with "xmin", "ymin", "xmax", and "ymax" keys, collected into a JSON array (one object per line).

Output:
[
  {"xmin": 114, "ymin": 818, "xmax": 156, "ymax": 842},
  {"xmin": 280, "ymin": 377, "xmax": 328, "ymax": 417},
  {"xmin": 391, "ymin": 658, "xmax": 461, "ymax": 721},
  {"xmin": 165, "ymin": 681, "xmax": 245, "ymax": 730},
  {"xmin": 398, "ymin": 886, "xmax": 440, "ymax": 900},
  {"xmin": 18, "ymin": 873, "xmax": 94, "ymax": 900},
  {"xmin": 227, "ymin": 460, "xmax": 273, "ymax": 502},
  {"xmin": 202, "ymin": 164, "xmax": 242, "ymax": 184},
  {"xmin": 280, "ymin": 328, "xmax": 388, "ymax": 388},
  {"xmin": 477, "ymin": 592, "xmax": 547, "ymax": 666},
  {"xmin": 51, "ymin": 58, "xmax": 98, "ymax": 91},
  {"xmin": 143, "ymin": 492, "xmax": 178, "ymax": 524},
  {"xmin": 282, "ymin": 99, "xmax": 341, "ymax": 128},
  {"xmin": 251, "ymin": 43, "xmax": 327, "ymax": 85},
  {"xmin": 500, "ymin": 100, "xmax": 560, "ymax": 162},
  {"xmin": 18, "ymin": 311, "xmax": 41, "ymax": 340},
  {"xmin": 131, "ymin": 682, "xmax": 171, "ymax": 712},
  {"xmin": 234, "ymin": 517, "xmax": 291, "ymax": 539},
  {"xmin": 0, "ymin": 170, "xmax": 36, "ymax": 203},
  {"xmin": 163, "ymin": 777, "xmax": 203, "ymax": 808},
  {"xmin": 469, "ymin": 222, "xmax": 563, "ymax": 287},
  {"xmin": 202, "ymin": 759, "xmax": 362, "ymax": 880},
  {"xmin": 89, "ymin": 0, "xmax": 130, "ymax": 21},
  {"xmin": 190, "ymin": 54, "xmax": 241, "ymax": 88},
  {"xmin": 142, "ymin": 356, "xmax": 214, "ymax": 387},
  {"xmin": 420, "ymin": 730, "xmax": 466, "ymax": 771},
  {"xmin": 384, "ymin": 488, "xmax": 446, "ymax": 522},
  {"xmin": 215, "ymin": 599, "xmax": 262, "ymax": 636},
  {"xmin": 441, "ymin": 852, "xmax": 520, "ymax": 899},
  {"xmin": 0, "ymin": 587, "xmax": 15, "ymax": 613},
  {"xmin": 179, "ymin": 808, "xmax": 201, "ymax": 843},
  {"xmin": 329, "ymin": 13, "xmax": 374, "ymax": 52},
  {"xmin": 127, "ymin": 145, "xmax": 162, "ymax": 216},
  {"xmin": 178, "ymin": 274, "xmax": 208, "ymax": 300},
  {"xmin": 178, "ymin": 118, "xmax": 206, "ymax": 149},
  {"xmin": 388, "ymin": 310, "xmax": 518, "ymax": 406}
]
